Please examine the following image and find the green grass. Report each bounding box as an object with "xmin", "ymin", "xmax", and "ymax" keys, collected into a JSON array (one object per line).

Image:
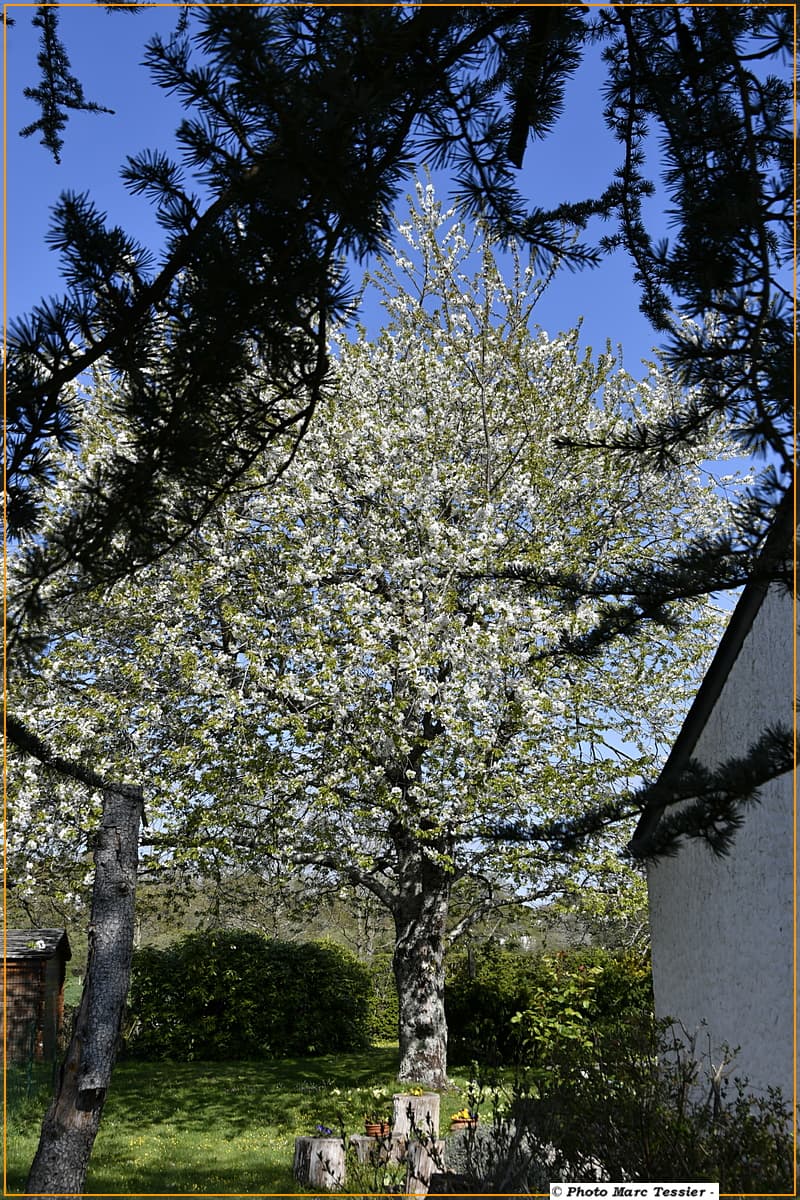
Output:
[{"xmin": 6, "ymin": 1046, "xmax": 481, "ymax": 1196}]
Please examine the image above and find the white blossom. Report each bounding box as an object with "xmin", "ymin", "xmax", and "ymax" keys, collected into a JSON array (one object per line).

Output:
[{"xmin": 7, "ymin": 186, "xmax": 746, "ymax": 922}]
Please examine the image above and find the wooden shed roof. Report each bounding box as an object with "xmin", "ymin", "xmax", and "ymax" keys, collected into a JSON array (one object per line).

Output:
[
  {"xmin": 4, "ymin": 929, "xmax": 71, "ymax": 961},
  {"xmin": 628, "ymin": 486, "xmax": 795, "ymax": 857}
]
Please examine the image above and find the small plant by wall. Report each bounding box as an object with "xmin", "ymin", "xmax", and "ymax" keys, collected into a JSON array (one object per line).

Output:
[{"xmin": 511, "ymin": 1011, "xmax": 793, "ymax": 1191}]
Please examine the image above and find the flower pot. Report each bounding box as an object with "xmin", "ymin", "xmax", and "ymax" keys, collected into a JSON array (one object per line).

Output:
[
  {"xmin": 450, "ymin": 1117, "xmax": 478, "ymax": 1131},
  {"xmin": 365, "ymin": 1120, "xmax": 390, "ymax": 1137}
]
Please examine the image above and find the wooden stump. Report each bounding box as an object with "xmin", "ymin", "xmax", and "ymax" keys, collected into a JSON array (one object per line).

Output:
[
  {"xmin": 392, "ymin": 1092, "xmax": 440, "ymax": 1138},
  {"xmin": 292, "ymin": 1135, "xmax": 346, "ymax": 1190},
  {"xmin": 404, "ymin": 1137, "xmax": 446, "ymax": 1196},
  {"xmin": 349, "ymin": 1132, "xmax": 408, "ymax": 1165}
]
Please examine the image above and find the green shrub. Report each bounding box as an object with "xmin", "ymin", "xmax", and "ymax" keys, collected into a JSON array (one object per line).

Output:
[
  {"xmin": 367, "ymin": 952, "xmax": 399, "ymax": 1042},
  {"xmin": 445, "ymin": 944, "xmax": 652, "ymax": 1066},
  {"xmin": 510, "ymin": 947, "xmax": 653, "ymax": 1082},
  {"xmin": 512, "ymin": 1011, "xmax": 793, "ymax": 1191},
  {"xmin": 445, "ymin": 944, "xmax": 538, "ymax": 1064},
  {"xmin": 126, "ymin": 932, "xmax": 373, "ymax": 1060}
]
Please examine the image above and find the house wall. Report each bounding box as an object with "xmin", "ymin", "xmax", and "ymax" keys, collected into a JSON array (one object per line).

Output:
[{"xmin": 646, "ymin": 582, "xmax": 795, "ymax": 1104}]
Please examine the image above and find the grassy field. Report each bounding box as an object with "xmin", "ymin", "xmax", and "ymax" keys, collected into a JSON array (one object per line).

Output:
[{"xmin": 6, "ymin": 1047, "xmax": 481, "ymax": 1196}]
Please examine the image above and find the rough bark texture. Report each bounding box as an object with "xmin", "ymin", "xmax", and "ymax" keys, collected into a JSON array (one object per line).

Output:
[
  {"xmin": 392, "ymin": 1092, "xmax": 441, "ymax": 1139},
  {"xmin": 404, "ymin": 1137, "xmax": 447, "ymax": 1197},
  {"xmin": 392, "ymin": 822, "xmax": 452, "ymax": 1090},
  {"xmin": 25, "ymin": 784, "xmax": 143, "ymax": 1197},
  {"xmin": 292, "ymin": 1136, "xmax": 347, "ymax": 1190},
  {"xmin": 349, "ymin": 1132, "xmax": 408, "ymax": 1165}
]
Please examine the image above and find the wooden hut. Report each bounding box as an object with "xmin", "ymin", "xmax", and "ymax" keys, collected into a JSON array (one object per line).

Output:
[{"xmin": 2, "ymin": 929, "xmax": 72, "ymax": 1063}]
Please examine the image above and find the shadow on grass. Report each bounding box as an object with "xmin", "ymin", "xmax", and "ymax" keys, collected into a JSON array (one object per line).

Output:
[
  {"xmin": 3, "ymin": 1047, "xmax": 406, "ymax": 1195},
  {"xmin": 104, "ymin": 1046, "xmax": 400, "ymax": 1134},
  {"xmin": 85, "ymin": 1160, "xmax": 309, "ymax": 1195}
]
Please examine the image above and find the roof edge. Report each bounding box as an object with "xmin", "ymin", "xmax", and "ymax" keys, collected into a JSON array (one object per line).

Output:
[
  {"xmin": 4, "ymin": 929, "xmax": 72, "ymax": 960},
  {"xmin": 628, "ymin": 485, "xmax": 795, "ymax": 857}
]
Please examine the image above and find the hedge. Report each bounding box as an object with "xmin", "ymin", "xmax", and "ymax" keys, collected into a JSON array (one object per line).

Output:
[
  {"xmin": 125, "ymin": 931, "xmax": 373, "ymax": 1060},
  {"xmin": 367, "ymin": 951, "xmax": 400, "ymax": 1042}
]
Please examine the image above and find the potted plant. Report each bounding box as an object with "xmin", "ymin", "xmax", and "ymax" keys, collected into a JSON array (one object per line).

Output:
[
  {"xmin": 364, "ymin": 1111, "xmax": 391, "ymax": 1137},
  {"xmin": 449, "ymin": 1107, "xmax": 478, "ymax": 1131}
]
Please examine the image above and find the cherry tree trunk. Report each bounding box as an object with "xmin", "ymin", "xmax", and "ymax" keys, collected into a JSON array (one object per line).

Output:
[
  {"xmin": 392, "ymin": 823, "xmax": 451, "ymax": 1090},
  {"xmin": 26, "ymin": 784, "xmax": 143, "ymax": 1197}
]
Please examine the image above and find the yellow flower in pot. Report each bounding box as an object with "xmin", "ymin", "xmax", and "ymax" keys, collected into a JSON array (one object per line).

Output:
[{"xmin": 450, "ymin": 1107, "xmax": 478, "ymax": 1130}]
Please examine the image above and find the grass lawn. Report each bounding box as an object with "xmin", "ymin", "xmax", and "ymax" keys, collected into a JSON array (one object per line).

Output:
[{"xmin": 6, "ymin": 1046, "xmax": 481, "ymax": 1196}]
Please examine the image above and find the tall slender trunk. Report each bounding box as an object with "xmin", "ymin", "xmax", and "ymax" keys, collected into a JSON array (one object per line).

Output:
[
  {"xmin": 391, "ymin": 821, "xmax": 452, "ymax": 1090},
  {"xmin": 26, "ymin": 784, "xmax": 143, "ymax": 1197}
]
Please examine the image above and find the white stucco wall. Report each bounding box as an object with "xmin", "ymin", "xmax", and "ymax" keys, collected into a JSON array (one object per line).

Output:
[{"xmin": 646, "ymin": 582, "xmax": 795, "ymax": 1105}]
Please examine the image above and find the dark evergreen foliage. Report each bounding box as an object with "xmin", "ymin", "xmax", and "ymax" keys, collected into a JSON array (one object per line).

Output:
[
  {"xmin": 20, "ymin": 7, "xmax": 114, "ymax": 163},
  {"xmin": 10, "ymin": 7, "xmax": 790, "ymax": 566},
  {"xmin": 629, "ymin": 723, "xmax": 795, "ymax": 861},
  {"xmin": 487, "ymin": 722, "xmax": 794, "ymax": 862}
]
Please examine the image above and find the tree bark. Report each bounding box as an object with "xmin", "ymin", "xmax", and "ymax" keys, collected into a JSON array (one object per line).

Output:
[
  {"xmin": 25, "ymin": 784, "xmax": 144, "ymax": 1197},
  {"xmin": 292, "ymin": 1136, "xmax": 347, "ymax": 1190},
  {"xmin": 392, "ymin": 1091, "xmax": 440, "ymax": 1139},
  {"xmin": 391, "ymin": 822, "xmax": 452, "ymax": 1090},
  {"xmin": 404, "ymin": 1135, "xmax": 446, "ymax": 1197}
]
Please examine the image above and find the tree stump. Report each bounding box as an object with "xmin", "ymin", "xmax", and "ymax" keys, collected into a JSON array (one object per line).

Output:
[
  {"xmin": 349, "ymin": 1132, "xmax": 408, "ymax": 1165},
  {"xmin": 404, "ymin": 1136, "xmax": 446, "ymax": 1196},
  {"xmin": 292, "ymin": 1135, "xmax": 346, "ymax": 1190},
  {"xmin": 392, "ymin": 1092, "xmax": 440, "ymax": 1138}
]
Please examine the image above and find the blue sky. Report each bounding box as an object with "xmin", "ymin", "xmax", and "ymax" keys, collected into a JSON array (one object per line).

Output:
[{"xmin": 5, "ymin": 5, "xmax": 670, "ymax": 371}]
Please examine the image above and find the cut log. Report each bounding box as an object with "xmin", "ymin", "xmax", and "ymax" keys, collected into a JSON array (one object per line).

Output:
[
  {"xmin": 404, "ymin": 1137, "xmax": 446, "ymax": 1197},
  {"xmin": 292, "ymin": 1135, "xmax": 346, "ymax": 1190},
  {"xmin": 349, "ymin": 1132, "xmax": 408, "ymax": 1165},
  {"xmin": 392, "ymin": 1091, "xmax": 440, "ymax": 1139}
]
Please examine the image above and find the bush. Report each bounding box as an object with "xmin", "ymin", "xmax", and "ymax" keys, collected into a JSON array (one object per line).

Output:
[
  {"xmin": 512, "ymin": 1011, "xmax": 794, "ymax": 1191},
  {"xmin": 125, "ymin": 931, "xmax": 373, "ymax": 1060},
  {"xmin": 367, "ymin": 952, "xmax": 399, "ymax": 1043},
  {"xmin": 445, "ymin": 944, "xmax": 538, "ymax": 1065},
  {"xmin": 445, "ymin": 944, "xmax": 652, "ymax": 1065}
]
